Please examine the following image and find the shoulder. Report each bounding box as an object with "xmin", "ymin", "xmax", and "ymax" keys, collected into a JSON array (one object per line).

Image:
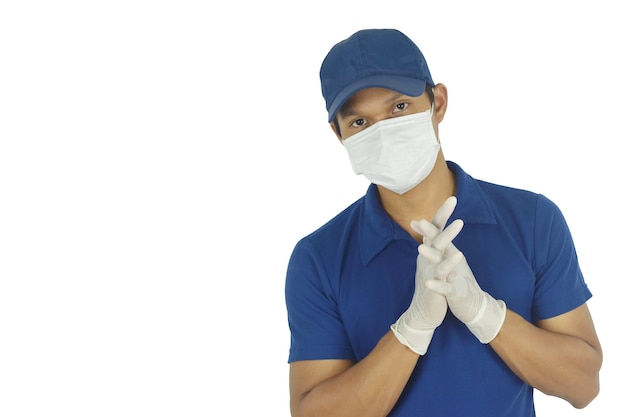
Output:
[
  {"xmin": 300, "ymin": 196, "xmax": 364, "ymax": 247},
  {"xmin": 288, "ymin": 195, "xmax": 365, "ymax": 269},
  {"xmin": 474, "ymin": 176, "xmax": 562, "ymax": 222},
  {"xmin": 483, "ymin": 179, "xmax": 567, "ymax": 228},
  {"xmin": 450, "ymin": 161, "xmax": 553, "ymax": 226},
  {"xmin": 453, "ymin": 163, "xmax": 571, "ymax": 253}
]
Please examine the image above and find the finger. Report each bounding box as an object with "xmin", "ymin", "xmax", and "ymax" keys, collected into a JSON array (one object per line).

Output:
[
  {"xmin": 410, "ymin": 219, "xmax": 440, "ymax": 244},
  {"xmin": 435, "ymin": 251, "xmax": 464, "ymax": 278},
  {"xmin": 432, "ymin": 196, "xmax": 457, "ymax": 230},
  {"xmin": 431, "ymin": 219, "xmax": 464, "ymax": 252},
  {"xmin": 443, "ymin": 242, "xmax": 460, "ymax": 257},
  {"xmin": 418, "ymin": 244, "xmax": 444, "ymax": 263},
  {"xmin": 425, "ymin": 279, "xmax": 452, "ymax": 295}
]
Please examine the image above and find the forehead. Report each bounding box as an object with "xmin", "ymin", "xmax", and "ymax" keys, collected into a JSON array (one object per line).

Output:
[{"xmin": 337, "ymin": 87, "xmax": 423, "ymax": 119}]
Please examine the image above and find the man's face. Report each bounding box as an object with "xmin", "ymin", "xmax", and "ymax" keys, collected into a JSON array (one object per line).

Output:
[{"xmin": 332, "ymin": 87, "xmax": 432, "ymax": 141}]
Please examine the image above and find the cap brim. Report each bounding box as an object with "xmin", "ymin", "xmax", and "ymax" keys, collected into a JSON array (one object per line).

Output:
[{"xmin": 327, "ymin": 75, "xmax": 427, "ymax": 122}]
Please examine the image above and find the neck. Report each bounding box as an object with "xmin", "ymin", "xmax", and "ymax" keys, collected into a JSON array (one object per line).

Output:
[{"xmin": 378, "ymin": 153, "xmax": 456, "ymax": 241}]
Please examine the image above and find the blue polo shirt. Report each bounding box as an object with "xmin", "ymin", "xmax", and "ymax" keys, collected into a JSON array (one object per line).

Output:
[{"xmin": 285, "ymin": 161, "xmax": 591, "ymax": 416}]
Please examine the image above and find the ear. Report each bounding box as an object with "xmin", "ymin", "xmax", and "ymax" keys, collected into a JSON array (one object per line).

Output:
[
  {"xmin": 330, "ymin": 122, "xmax": 343, "ymax": 142},
  {"xmin": 432, "ymin": 83, "xmax": 448, "ymax": 124}
]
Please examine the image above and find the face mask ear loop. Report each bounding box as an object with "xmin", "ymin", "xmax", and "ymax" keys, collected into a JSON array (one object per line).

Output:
[{"xmin": 427, "ymin": 98, "xmax": 436, "ymax": 122}]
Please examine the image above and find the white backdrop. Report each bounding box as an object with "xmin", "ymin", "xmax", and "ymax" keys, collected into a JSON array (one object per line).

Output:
[{"xmin": 1, "ymin": 1, "xmax": 623, "ymax": 416}]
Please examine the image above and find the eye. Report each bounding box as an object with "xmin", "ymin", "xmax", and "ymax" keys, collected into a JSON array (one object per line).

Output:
[
  {"xmin": 393, "ymin": 102, "xmax": 409, "ymax": 113},
  {"xmin": 350, "ymin": 118, "xmax": 366, "ymax": 128}
]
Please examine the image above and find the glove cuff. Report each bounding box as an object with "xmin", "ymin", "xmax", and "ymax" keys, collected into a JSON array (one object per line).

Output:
[
  {"xmin": 465, "ymin": 294, "xmax": 506, "ymax": 344},
  {"xmin": 390, "ymin": 317, "xmax": 435, "ymax": 356}
]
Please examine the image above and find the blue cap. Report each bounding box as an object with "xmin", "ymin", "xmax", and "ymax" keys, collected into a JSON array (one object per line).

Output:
[{"xmin": 320, "ymin": 29, "xmax": 435, "ymax": 122}]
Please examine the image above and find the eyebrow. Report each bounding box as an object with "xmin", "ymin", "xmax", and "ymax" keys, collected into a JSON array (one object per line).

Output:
[{"xmin": 337, "ymin": 92, "xmax": 407, "ymax": 120}]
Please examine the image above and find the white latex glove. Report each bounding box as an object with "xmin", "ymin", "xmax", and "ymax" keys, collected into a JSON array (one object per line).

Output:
[
  {"xmin": 391, "ymin": 197, "xmax": 462, "ymax": 355},
  {"xmin": 415, "ymin": 222, "xmax": 507, "ymax": 344}
]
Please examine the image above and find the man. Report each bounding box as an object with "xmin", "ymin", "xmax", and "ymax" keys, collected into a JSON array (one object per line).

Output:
[{"xmin": 285, "ymin": 28, "xmax": 602, "ymax": 416}]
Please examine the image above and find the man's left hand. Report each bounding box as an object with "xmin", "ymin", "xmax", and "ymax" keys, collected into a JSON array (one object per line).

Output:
[{"xmin": 413, "ymin": 219, "xmax": 507, "ymax": 344}]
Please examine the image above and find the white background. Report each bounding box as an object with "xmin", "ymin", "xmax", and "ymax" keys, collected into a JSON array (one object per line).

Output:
[{"xmin": 1, "ymin": 1, "xmax": 623, "ymax": 416}]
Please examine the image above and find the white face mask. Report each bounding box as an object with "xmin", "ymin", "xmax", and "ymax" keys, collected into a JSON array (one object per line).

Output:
[{"xmin": 342, "ymin": 106, "xmax": 440, "ymax": 194}]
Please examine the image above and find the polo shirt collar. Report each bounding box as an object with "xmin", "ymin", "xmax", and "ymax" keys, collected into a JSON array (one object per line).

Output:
[{"xmin": 359, "ymin": 161, "xmax": 497, "ymax": 265}]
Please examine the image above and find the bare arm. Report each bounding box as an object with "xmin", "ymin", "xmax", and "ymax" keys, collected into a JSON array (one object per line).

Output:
[
  {"xmin": 289, "ymin": 331, "xmax": 418, "ymax": 417},
  {"xmin": 489, "ymin": 303, "xmax": 602, "ymax": 408},
  {"xmin": 288, "ymin": 198, "xmax": 462, "ymax": 417}
]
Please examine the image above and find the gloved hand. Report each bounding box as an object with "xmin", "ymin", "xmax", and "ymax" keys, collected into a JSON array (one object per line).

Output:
[
  {"xmin": 415, "ymin": 220, "xmax": 507, "ymax": 344},
  {"xmin": 391, "ymin": 197, "xmax": 462, "ymax": 355}
]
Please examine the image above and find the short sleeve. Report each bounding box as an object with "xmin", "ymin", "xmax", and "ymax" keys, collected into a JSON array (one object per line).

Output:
[
  {"xmin": 285, "ymin": 239, "xmax": 355, "ymax": 363},
  {"xmin": 532, "ymin": 195, "xmax": 592, "ymax": 320}
]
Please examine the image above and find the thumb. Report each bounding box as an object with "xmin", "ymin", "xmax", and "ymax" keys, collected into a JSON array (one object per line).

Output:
[{"xmin": 425, "ymin": 279, "xmax": 452, "ymax": 295}]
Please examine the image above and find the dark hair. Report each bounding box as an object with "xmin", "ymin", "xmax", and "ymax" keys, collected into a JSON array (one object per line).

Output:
[{"xmin": 332, "ymin": 85, "xmax": 435, "ymax": 139}]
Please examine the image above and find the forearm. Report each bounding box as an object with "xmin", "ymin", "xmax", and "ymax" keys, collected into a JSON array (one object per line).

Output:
[
  {"xmin": 489, "ymin": 309, "xmax": 602, "ymax": 408},
  {"xmin": 293, "ymin": 331, "xmax": 419, "ymax": 417}
]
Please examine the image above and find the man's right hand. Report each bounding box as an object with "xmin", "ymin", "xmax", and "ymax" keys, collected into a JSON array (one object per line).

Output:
[{"xmin": 391, "ymin": 196, "xmax": 462, "ymax": 355}]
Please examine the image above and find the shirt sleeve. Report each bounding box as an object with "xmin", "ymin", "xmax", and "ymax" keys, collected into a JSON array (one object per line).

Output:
[
  {"xmin": 285, "ymin": 238, "xmax": 355, "ymax": 363},
  {"xmin": 531, "ymin": 194, "xmax": 592, "ymax": 321}
]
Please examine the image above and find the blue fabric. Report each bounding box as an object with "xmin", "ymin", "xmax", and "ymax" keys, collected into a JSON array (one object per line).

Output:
[{"xmin": 285, "ymin": 161, "xmax": 591, "ymax": 416}]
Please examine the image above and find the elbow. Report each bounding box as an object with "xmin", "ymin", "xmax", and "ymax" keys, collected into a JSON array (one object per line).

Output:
[
  {"xmin": 569, "ymin": 359, "xmax": 602, "ymax": 409},
  {"xmin": 569, "ymin": 376, "xmax": 600, "ymax": 409},
  {"xmin": 569, "ymin": 374, "xmax": 600, "ymax": 409},
  {"xmin": 559, "ymin": 350, "xmax": 602, "ymax": 409},
  {"xmin": 571, "ymin": 344, "xmax": 603, "ymax": 409}
]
